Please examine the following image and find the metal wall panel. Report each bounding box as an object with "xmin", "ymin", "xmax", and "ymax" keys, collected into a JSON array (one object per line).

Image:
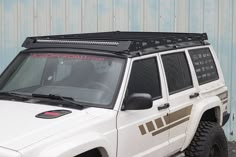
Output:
[
  {"xmin": 0, "ymin": 0, "xmax": 236, "ymax": 140},
  {"xmin": 35, "ymin": 0, "xmax": 51, "ymax": 35},
  {"xmin": 82, "ymin": 0, "xmax": 98, "ymax": 32},
  {"xmin": 159, "ymin": 0, "xmax": 175, "ymax": 31},
  {"xmin": 0, "ymin": 0, "xmax": 3, "ymax": 71},
  {"xmin": 129, "ymin": 0, "xmax": 144, "ymax": 31},
  {"xmin": 114, "ymin": 0, "xmax": 129, "ymax": 30},
  {"xmin": 218, "ymin": 0, "xmax": 234, "ymax": 139},
  {"xmin": 175, "ymin": 0, "xmax": 189, "ymax": 32},
  {"xmin": 143, "ymin": 0, "xmax": 158, "ymax": 31},
  {"xmin": 1, "ymin": 0, "xmax": 19, "ymax": 71},
  {"xmin": 203, "ymin": 0, "xmax": 218, "ymax": 50},
  {"xmin": 67, "ymin": 0, "xmax": 82, "ymax": 33},
  {"xmin": 189, "ymin": 0, "xmax": 204, "ymax": 33},
  {"xmin": 51, "ymin": 0, "xmax": 66, "ymax": 34},
  {"xmin": 231, "ymin": 0, "xmax": 236, "ymax": 141},
  {"xmin": 98, "ymin": 0, "xmax": 113, "ymax": 31}
]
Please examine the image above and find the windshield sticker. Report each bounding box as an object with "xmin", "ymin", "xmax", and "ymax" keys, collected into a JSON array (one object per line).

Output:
[{"xmin": 31, "ymin": 53, "xmax": 105, "ymax": 61}]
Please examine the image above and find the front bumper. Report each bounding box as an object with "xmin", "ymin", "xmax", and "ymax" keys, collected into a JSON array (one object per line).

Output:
[{"xmin": 222, "ymin": 111, "xmax": 230, "ymax": 126}]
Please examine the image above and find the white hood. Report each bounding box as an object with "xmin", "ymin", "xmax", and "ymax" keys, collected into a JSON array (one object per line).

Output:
[{"xmin": 0, "ymin": 100, "xmax": 100, "ymax": 150}]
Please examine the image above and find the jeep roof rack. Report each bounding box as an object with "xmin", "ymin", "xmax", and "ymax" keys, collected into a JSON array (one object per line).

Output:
[{"xmin": 22, "ymin": 31, "xmax": 208, "ymax": 56}]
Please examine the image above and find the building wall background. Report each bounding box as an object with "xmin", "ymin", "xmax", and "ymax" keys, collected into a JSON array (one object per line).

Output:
[{"xmin": 0, "ymin": 0, "xmax": 236, "ymax": 140}]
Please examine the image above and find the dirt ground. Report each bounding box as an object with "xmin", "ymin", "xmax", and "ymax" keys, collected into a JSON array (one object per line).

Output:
[{"xmin": 228, "ymin": 141, "xmax": 236, "ymax": 157}]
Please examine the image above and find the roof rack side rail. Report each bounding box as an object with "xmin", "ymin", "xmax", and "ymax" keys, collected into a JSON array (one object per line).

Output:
[{"xmin": 22, "ymin": 31, "xmax": 208, "ymax": 53}]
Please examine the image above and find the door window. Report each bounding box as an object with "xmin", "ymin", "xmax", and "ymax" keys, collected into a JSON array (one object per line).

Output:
[
  {"xmin": 127, "ymin": 57, "xmax": 162, "ymax": 99},
  {"xmin": 162, "ymin": 52, "xmax": 193, "ymax": 94}
]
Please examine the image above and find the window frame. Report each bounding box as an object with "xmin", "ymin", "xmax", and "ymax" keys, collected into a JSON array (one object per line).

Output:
[
  {"xmin": 126, "ymin": 56, "xmax": 163, "ymax": 101},
  {"xmin": 160, "ymin": 50, "xmax": 194, "ymax": 95}
]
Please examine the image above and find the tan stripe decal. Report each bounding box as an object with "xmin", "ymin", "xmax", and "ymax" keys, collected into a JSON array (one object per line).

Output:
[
  {"xmin": 217, "ymin": 91, "xmax": 228, "ymax": 101},
  {"xmin": 155, "ymin": 118, "xmax": 164, "ymax": 128},
  {"xmin": 164, "ymin": 105, "xmax": 192, "ymax": 125},
  {"xmin": 152, "ymin": 117, "xmax": 190, "ymax": 136},
  {"xmin": 186, "ymin": 105, "xmax": 193, "ymax": 115},
  {"xmin": 139, "ymin": 125, "xmax": 147, "ymax": 135},
  {"xmin": 222, "ymin": 99, "xmax": 228, "ymax": 104},
  {"xmin": 146, "ymin": 121, "xmax": 155, "ymax": 132},
  {"xmin": 138, "ymin": 105, "xmax": 192, "ymax": 136}
]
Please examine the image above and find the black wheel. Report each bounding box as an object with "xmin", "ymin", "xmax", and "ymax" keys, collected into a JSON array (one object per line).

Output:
[{"xmin": 185, "ymin": 121, "xmax": 228, "ymax": 157}]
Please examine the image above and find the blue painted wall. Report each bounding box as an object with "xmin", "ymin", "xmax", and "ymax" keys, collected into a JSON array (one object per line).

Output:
[{"xmin": 0, "ymin": 0, "xmax": 236, "ymax": 140}]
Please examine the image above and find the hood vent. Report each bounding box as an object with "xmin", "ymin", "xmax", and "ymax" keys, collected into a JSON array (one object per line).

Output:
[{"xmin": 36, "ymin": 110, "xmax": 72, "ymax": 119}]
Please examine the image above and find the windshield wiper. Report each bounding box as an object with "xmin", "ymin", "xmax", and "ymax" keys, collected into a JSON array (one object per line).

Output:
[
  {"xmin": 0, "ymin": 91, "xmax": 31, "ymax": 100},
  {"xmin": 32, "ymin": 93, "xmax": 84, "ymax": 109}
]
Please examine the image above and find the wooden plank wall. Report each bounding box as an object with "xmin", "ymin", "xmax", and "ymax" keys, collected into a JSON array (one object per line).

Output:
[{"xmin": 0, "ymin": 0, "xmax": 236, "ymax": 140}]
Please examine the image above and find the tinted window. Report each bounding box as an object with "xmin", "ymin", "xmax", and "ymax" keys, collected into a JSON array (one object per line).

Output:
[
  {"xmin": 162, "ymin": 52, "xmax": 193, "ymax": 94},
  {"xmin": 0, "ymin": 53, "xmax": 125, "ymax": 107},
  {"xmin": 189, "ymin": 48, "xmax": 219, "ymax": 85},
  {"xmin": 3, "ymin": 57, "xmax": 46, "ymax": 91},
  {"xmin": 127, "ymin": 58, "xmax": 161, "ymax": 99}
]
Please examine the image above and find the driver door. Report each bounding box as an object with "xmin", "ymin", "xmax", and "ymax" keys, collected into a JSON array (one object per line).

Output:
[{"xmin": 117, "ymin": 55, "xmax": 170, "ymax": 157}]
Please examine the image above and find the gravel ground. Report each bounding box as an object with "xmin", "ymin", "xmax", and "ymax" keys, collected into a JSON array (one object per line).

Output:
[
  {"xmin": 175, "ymin": 141, "xmax": 236, "ymax": 157},
  {"xmin": 228, "ymin": 141, "xmax": 236, "ymax": 157}
]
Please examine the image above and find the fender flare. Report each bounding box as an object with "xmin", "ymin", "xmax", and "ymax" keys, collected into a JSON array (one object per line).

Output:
[
  {"xmin": 181, "ymin": 96, "xmax": 223, "ymax": 151},
  {"xmin": 38, "ymin": 132, "xmax": 111, "ymax": 157}
]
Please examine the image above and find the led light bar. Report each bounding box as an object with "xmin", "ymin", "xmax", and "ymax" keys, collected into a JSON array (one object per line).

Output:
[{"xmin": 37, "ymin": 39, "xmax": 119, "ymax": 46}]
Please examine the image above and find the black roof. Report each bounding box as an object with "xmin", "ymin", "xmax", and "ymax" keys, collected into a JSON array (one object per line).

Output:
[{"xmin": 22, "ymin": 31, "xmax": 208, "ymax": 57}]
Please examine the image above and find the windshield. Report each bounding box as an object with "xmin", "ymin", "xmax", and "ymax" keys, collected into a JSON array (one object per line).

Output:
[{"xmin": 0, "ymin": 52, "xmax": 125, "ymax": 107}]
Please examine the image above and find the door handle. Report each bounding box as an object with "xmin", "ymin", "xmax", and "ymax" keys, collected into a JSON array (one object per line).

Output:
[
  {"xmin": 158, "ymin": 103, "xmax": 170, "ymax": 110},
  {"xmin": 189, "ymin": 92, "xmax": 199, "ymax": 99}
]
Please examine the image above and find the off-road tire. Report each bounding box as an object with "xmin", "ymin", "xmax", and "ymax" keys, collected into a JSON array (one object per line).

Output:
[{"xmin": 185, "ymin": 121, "xmax": 228, "ymax": 157}]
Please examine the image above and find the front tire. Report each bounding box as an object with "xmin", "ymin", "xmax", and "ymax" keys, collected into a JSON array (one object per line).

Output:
[{"xmin": 185, "ymin": 121, "xmax": 228, "ymax": 157}]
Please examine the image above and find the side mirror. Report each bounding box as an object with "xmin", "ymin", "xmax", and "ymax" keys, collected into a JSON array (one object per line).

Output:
[{"xmin": 122, "ymin": 93, "xmax": 153, "ymax": 111}]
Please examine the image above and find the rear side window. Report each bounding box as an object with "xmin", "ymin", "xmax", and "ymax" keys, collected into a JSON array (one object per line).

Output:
[
  {"xmin": 162, "ymin": 52, "xmax": 193, "ymax": 94},
  {"xmin": 127, "ymin": 57, "xmax": 161, "ymax": 99},
  {"xmin": 189, "ymin": 48, "xmax": 219, "ymax": 85}
]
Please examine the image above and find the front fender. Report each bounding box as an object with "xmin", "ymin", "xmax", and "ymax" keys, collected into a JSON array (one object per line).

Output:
[
  {"xmin": 181, "ymin": 96, "xmax": 223, "ymax": 151},
  {"xmin": 38, "ymin": 132, "xmax": 111, "ymax": 157}
]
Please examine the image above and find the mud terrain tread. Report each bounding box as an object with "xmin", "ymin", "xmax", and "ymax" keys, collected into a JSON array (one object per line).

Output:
[{"xmin": 185, "ymin": 121, "xmax": 228, "ymax": 157}]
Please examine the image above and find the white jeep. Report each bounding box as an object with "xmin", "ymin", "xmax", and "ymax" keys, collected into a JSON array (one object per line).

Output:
[{"xmin": 0, "ymin": 32, "xmax": 230, "ymax": 157}]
